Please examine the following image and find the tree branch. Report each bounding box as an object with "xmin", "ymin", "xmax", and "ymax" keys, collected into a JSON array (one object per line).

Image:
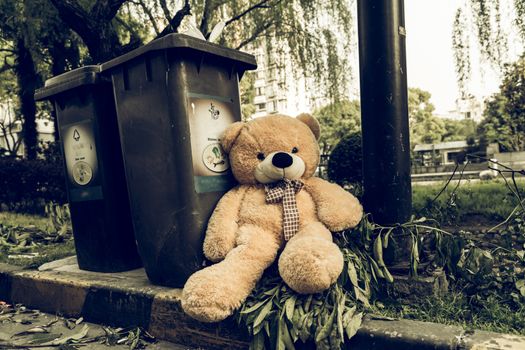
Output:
[
  {"xmin": 225, "ymin": 0, "xmax": 272, "ymax": 28},
  {"xmin": 199, "ymin": 0, "xmax": 213, "ymax": 35},
  {"xmin": 0, "ymin": 59, "xmax": 14, "ymax": 74},
  {"xmin": 158, "ymin": 0, "xmax": 172, "ymax": 23},
  {"xmin": 156, "ymin": 0, "xmax": 191, "ymax": 39},
  {"xmin": 91, "ymin": 0, "xmax": 128, "ymax": 21},
  {"xmin": 131, "ymin": 0, "xmax": 160, "ymax": 35},
  {"xmin": 49, "ymin": 0, "xmax": 92, "ymax": 38},
  {"xmin": 235, "ymin": 20, "xmax": 275, "ymax": 50}
]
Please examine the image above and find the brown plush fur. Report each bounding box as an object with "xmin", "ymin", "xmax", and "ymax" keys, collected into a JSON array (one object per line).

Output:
[{"xmin": 181, "ymin": 114, "xmax": 363, "ymax": 323}]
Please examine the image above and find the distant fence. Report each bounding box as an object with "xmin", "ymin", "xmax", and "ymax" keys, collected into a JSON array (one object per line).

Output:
[
  {"xmin": 494, "ymin": 152, "xmax": 525, "ymax": 170},
  {"xmin": 411, "ymin": 162, "xmax": 488, "ymax": 175}
]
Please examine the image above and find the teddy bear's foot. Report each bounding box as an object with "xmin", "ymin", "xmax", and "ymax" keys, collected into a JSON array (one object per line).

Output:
[
  {"xmin": 278, "ymin": 224, "xmax": 343, "ymax": 294},
  {"xmin": 181, "ymin": 266, "xmax": 240, "ymax": 323},
  {"xmin": 182, "ymin": 225, "xmax": 281, "ymax": 322}
]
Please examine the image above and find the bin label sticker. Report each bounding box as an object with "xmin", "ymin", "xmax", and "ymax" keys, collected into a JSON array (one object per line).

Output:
[
  {"xmin": 188, "ymin": 93, "xmax": 239, "ymax": 193},
  {"xmin": 72, "ymin": 161, "xmax": 93, "ymax": 185},
  {"xmin": 202, "ymin": 143, "xmax": 229, "ymax": 172},
  {"xmin": 61, "ymin": 121, "xmax": 101, "ymax": 201}
]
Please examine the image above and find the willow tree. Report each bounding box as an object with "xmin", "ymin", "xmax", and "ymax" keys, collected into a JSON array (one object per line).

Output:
[
  {"xmin": 50, "ymin": 0, "xmax": 355, "ymax": 101},
  {"xmin": 452, "ymin": 0, "xmax": 525, "ymax": 95},
  {"xmin": 0, "ymin": 0, "xmax": 81, "ymax": 158},
  {"xmin": 478, "ymin": 55, "xmax": 525, "ymax": 151}
]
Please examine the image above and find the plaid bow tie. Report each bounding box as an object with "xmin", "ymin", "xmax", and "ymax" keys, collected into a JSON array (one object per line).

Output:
[{"xmin": 265, "ymin": 179, "xmax": 304, "ymax": 240}]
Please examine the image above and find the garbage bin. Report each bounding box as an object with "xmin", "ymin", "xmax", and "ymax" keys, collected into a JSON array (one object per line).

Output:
[
  {"xmin": 101, "ymin": 34, "xmax": 257, "ymax": 287},
  {"xmin": 35, "ymin": 66, "xmax": 142, "ymax": 272}
]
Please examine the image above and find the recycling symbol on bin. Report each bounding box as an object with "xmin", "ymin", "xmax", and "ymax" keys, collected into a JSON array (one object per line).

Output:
[
  {"xmin": 72, "ymin": 161, "xmax": 93, "ymax": 185},
  {"xmin": 73, "ymin": 129, "xmax": 80, "ymax": 141},
  {"xmin": 208, "ymin": 103, "xmax": 220, "ymax": 120},
  {"xmin": 202, "ymin": 143, "xmax": 229, "ymax": 173}
]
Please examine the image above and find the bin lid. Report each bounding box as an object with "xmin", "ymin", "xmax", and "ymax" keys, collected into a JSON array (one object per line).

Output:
[
  {"xmin": 35, "ymin": 65, "xmax": 103, "ymax": 101},
  {"xmin": 100, "ymin": 34, "xmax": 257, "ymax": 73}
]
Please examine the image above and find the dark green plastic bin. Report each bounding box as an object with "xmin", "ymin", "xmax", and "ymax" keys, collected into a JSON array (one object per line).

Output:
[
  {"xmin": 35, "ymin": 66, "xmax": 142, "ymax": 272},
  {"xmin": 101, "ymin": 34, "xmax": 256, "ymax": 287}
]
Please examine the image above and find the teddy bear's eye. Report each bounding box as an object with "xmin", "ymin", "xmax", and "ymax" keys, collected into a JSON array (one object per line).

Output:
[
  {"xmin": 291, "ymin": 147, "xmax": 299, "ymax": 153},
  {"xmin": 257, "ymin": 152, "xmax": 265, "ymax": 160}
]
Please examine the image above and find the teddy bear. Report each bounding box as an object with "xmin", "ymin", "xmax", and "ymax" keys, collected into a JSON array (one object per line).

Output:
[{"xmin": 181, "ymin": 113, "xmax": 363, "ymax": 323}]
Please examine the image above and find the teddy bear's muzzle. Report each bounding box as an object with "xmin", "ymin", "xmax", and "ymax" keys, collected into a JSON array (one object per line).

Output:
[
  {"xmin": 255, "ymin": 151, "xmax": 306, "ymax": 184},
  {"xmin": 272, "ymin": 152, "xmax": 294, "ymax": 168}
]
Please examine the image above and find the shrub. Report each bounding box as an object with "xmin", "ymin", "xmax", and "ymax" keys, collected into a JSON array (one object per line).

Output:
[
  {"xmin": 327, "ymin": 132, "xmax": 363, "ymax": 187},
  {"xmin": 0, "ymin": 156, "xmax": 66, "ymax": 214}
]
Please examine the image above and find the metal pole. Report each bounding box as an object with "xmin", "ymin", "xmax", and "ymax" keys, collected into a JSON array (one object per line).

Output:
[{"xmin": 357, "ymin": 0, "xmax": 412, "ymax": 225}]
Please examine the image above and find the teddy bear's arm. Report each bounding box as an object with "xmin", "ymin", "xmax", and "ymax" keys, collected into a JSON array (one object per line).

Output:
[
  {"xmin": 304, "ymin": 177, "xmax": 363, "ymax": 232},
  {"xmin": 203, "ymin": 185, "xmax": 247, "ymax": 262}
]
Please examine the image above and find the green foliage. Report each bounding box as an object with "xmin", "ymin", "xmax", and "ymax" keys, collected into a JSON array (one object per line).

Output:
[
  {"xmin": 327, "ymin": 132, "xmax": 362, "ymax": 188},
  {"xmin": 45, "ymin": 202, "xmax": 71, "ymax": 236},
  {"xmin": 314, "ymin": 100, "xmax": 361, "ymax": 155},
  {"xmin": 478, "ymin": 55, "xmax": 525, "ymax": 152},
  {"xmin": 408, "ymin": 88, "xmax": 445, "ymax": 146},
  {"xmin": 377, "ymin": 290, "xmax": 525, "ymax": 335},
  {"xmin": 236, "ymin": 215, "xmax": 461, "ymax": 349},
  {"xmin": 412, "ymin": 180, "xmax": 524, "ymax": 225},
  {"xmin": 0, "ymin": 205, "xmax": 74, "ymax": 268},
  {"xmin": 408, "ymin": 88, "xmax": 480, "ymax": 147},
  {"xmin": 0, "ymin": 0, "xmax": 81, "ymax": 158},
  {"xmin": 237, "ymin": 173, "xmax": 525, "ymax": 348},
  {"xmin": 452, "ymin": 0, "xmax": 525, "ymax": 93},
  {"xmin": 442, "ymin": 118, "xmax": 477, "ymax": 142},
  {"xmin": 43, "ymin": 0, "xmax": 355, "ymax": 101},
  {"xmin": 452, "ymin": 7, "xmax": 472, "ymax": 94},
  {"xmin": 238, "ymin": 277, "xmax": 362, "ymax": 350},
  {"xmin": 240, "ymin": 71, "xmax": 256, "ymax": 121},
  {"xmin": 237, "ymin": 216, "xmax": 402, "ymax": 350},
  {"xmin": 0, "ymin": 157, "xmax": 66, "ymax": 214}
]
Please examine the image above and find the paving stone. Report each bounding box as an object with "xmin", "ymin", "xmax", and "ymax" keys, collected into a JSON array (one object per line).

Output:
[
  {"xmin": 38, "ymin": 255, "xmax": 78, "ymax": 271},
  {"xmin": 392, "ymin": 269, "xmax": 449, "ymax": 300}
]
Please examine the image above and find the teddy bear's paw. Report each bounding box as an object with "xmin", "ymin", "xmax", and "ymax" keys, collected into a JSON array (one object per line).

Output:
[
  {"xmin": 180, "ymin": 268, "xmax": 245, "ymax": 323},
  {"xmin": 278, "ymin": 237, "xmax": 344, "ymax": 294},
  {"xmin": 180, "ymin": 296, "xmax": 233, "ymax": 323}
]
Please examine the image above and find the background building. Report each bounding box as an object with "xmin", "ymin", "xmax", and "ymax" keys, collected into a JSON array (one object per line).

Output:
[{"xmin": 249, "ymin": 41, "xmax": 315, "ymax": 119}]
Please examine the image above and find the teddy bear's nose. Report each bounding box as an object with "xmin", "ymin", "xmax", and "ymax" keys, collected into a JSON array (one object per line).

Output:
[{"xmin": 272, "ymin": 152, "xmax": 293, "ymax": 168}]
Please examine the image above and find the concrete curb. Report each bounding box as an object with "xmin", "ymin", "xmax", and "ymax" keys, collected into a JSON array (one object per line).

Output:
[{"xmin": 1, "ymin": 260, "xmax": 525, "ymax": 349}]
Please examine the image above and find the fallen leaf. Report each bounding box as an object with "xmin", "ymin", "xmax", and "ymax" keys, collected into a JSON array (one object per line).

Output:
[
  {"xmin": 14, "ymin": 326, "xmax": 48, "ymax": 336},
  {"xmin": 43, "ymin": 324, "xmax": 89, "ymax": 346}
]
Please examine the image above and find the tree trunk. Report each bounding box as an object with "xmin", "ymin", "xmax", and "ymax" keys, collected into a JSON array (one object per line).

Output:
[
  {"xmin": 83, "ymin": 23, "xmax": 123, "ymax": 63},
  {"xmin": 15, "ymin": 38, "xmax": 41, "ymax": 160},
  {"xmin": 48, "ymin": 37, "xmax": 81, "ymax": 141}
]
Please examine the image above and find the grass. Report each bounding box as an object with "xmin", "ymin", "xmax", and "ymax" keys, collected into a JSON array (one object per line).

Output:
[
  {"xmin": 1, "ymin": 240, "xmax": 75, "ymax": 268},
  {"xmin": 412, "ymin": 178, "xmax": 525, "ymax": 226},
  {"xmin": 375, "ymin": 289, "xmax": 525, "ymax": 335},
  {"xmin": 0, "ymin": 210, "xmax": 75, "ymax": 269},
  {"xmin": 0, "ymin": 212, "xmax": 51, "ymax": 230}
]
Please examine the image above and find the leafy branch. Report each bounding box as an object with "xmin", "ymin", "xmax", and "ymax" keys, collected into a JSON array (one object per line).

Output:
[{"xmin": 156, "ymin": 0, "xmax": 191, "ymax": 39}]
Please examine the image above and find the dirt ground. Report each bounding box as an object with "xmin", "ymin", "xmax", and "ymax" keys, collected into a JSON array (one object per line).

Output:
[{"xmin": 0, "ymin": 302, "xmax": 198, "ymax": 350}]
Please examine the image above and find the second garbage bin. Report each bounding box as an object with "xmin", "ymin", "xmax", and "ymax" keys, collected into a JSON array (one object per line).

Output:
[
  {"xmin": 35, "ymin": 66, "xmax": 142, "ymax": 272},
  {"xmin": 101, "ymin": 34, "xmax": 257, "ymax": 287}
]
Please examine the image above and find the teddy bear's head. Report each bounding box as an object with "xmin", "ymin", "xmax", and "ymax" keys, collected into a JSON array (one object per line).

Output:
[{"xmin": 220, "ymin": 114, "xmax": 321, "ymax": 185}]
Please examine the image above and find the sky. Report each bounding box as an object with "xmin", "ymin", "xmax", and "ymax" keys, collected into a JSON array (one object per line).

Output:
[{"xmin": 403, "ymin": 0, "xmax": 522, "ymax": 114}]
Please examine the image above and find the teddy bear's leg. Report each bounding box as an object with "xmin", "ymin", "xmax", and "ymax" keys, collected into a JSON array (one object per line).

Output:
[
  {"xmin": 181, "ymin": 224, "xmax": 280, "ymax": 323},
  {"xmin": 278, "ymin": 221, "xmax": 343, "ymax": 294}
]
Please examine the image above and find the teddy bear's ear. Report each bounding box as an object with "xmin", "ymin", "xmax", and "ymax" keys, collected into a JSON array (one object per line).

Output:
[
  {"xmin": 296, "ymin": 113, "xmax": 321, "ymax": 140},
  {"xmin": 221, "ymin": 121, "xmax": 245, "ymax": 153}
]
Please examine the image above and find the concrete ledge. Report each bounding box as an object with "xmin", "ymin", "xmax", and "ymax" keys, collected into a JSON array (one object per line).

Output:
[
  {"xmin": 0, "ymin": 261, "xmax": 248, "ymax": 350},
  {"xmin": 1, "ymin": 259, "xmax": 525, "ymax": 349}
]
